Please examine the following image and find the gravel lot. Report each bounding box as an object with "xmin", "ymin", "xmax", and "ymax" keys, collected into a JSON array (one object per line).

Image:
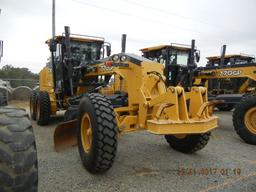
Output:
[{"xmin": 17, "ymin": 101, "xmax": 256, "ymax": 192}]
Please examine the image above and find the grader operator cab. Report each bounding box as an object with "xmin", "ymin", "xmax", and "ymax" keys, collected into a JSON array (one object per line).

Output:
[
  {"xmin": 140, "ymin": 40, "xmax": 200, "ymax": 88},
  {"xmin": 195, "ymin": 45, "xmax": 256, "ymax": 145},
  {"xmin": 30, "ymin": 26, "xmax": 111, "ymax": 125},
  {"xmin": 30, "ymin": 27, "xmax": 219, "ymax": 174}
]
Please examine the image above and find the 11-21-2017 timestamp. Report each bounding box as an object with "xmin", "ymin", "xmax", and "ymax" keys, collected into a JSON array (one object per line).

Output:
[{"xmin": 177, "ymin": 167, "xmax": 241, "ymax": 176}]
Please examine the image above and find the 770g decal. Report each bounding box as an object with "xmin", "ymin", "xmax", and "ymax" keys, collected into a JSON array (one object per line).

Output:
[{"xmin": 219, "ymin": 70, "xmax": 242, "ymax": 76}]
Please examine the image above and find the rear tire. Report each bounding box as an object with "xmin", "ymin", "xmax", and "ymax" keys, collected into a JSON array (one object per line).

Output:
[
  {"xmin": 164, "ymin": 132, "xmax": 211, "ymax": 153},
  {"xmin": 233, "ymin": 95, "xmax": 256, "ymax": 145},
  {"xmin": 30, "ymin": 90, "xmax": 37, "ymax": 120},
  {"xmin": 0, "ymin": 91, "xmax": 8, "ymax": 106},
  {"xmin": 217, "ymin": 104, "xmax": 233, "ymax": 111},
  {"xmin": 77, "ymin": 93, "xmax": 118, "ymax": 174},
  {"xmin": 36, "ymin": 91, "xmax": 51, "ymax": 125},
  {"xmin": 0, "ymin": 106, "xmax": 38, "ymax": 191}
]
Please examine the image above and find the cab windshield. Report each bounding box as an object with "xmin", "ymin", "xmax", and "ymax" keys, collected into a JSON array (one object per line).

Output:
[
  {"xmin": 70, "ymin": 40, "xmax": 102, "ymax": 62},
  {"xmin": 144, "ymin": 50, "xmax": 189, "ymax": 66},
  {"xmin": 170, "ymin": 51, "xmax": 189, "ymax": 66}
]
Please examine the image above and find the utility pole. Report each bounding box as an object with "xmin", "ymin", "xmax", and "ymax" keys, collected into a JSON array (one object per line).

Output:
[
  {"xmin": 0, "ymin": 9, "xmax": 3, "ymax": 63},
  {"xmin": 52, "ymin": 0, "xmax": 56, "ymax": 38},
  {"xmin": 51, "ymin": 0, "xmax": 57, "ymax": 91},
  {"xmin": 0, "ymin": 41, "xmax": 2, "ymax": 63}
]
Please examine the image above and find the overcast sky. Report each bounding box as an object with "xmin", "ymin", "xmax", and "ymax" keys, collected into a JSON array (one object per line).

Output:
[{"xmin": 0, "ymin": 0, "xmax": 256, "ymax": 72}]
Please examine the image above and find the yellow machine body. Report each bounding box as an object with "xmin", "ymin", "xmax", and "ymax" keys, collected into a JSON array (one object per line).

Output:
[
  {"xmin": 85, "ymin": 58, "xmax": 218, "ymax": 133},
  {"xmin": 47, "ymin": 53, "xmax": 219, "ymax": 150},
  {"xmin": 38, "ymin": 33, "xmax": 218, "ymax": 151},
  {"xmin": 195, "ymin": 63, "xmax": 256, "ymax": 94},
  {"xmin": 39, "ymin": 66, "xmax": 57, "ymax": 114}
]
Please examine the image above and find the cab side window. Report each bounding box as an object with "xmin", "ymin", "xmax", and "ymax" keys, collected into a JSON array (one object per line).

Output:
[{"xmin": 55, "ymin": 44, "xmax": 61, "ymax": 61}]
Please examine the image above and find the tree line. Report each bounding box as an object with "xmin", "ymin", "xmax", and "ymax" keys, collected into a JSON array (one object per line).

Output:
[{"xmin": 0, "ymin": 65, "xmax": 39, "ymax": 88}]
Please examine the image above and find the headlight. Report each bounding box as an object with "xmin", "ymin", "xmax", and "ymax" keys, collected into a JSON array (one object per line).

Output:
[
  {"xmin": 120, "ymin": 55, "xmax": 127, "ymax": 62},
  {"xmin": 112, "ymin": 55, "xmax": 119, "ymax": 62}
]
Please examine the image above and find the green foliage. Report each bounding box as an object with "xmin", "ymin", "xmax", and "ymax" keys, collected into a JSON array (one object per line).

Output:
[{"xmin": 0, "ymin": 65, "xmax": 39, "ymax": 88}]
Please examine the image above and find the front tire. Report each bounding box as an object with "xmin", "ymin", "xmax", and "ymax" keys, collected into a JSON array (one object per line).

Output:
[
  {"xmin": 0, "ymin": 106, "xmax": 38, "ymax": 191},
  {"xmin": 77, "ymin": 93, "xmax": 118, "ymax": 174},
  {"xmin": 233, "ymin": 95, "xmax": 256, "ymax": 145},
  {"xmin": 164, "ymin": 132, "xmax": 211, "ymax": 153},
  {"xmin": 0, "ymin": 91, "xmax": 8, "ymax": 106}
]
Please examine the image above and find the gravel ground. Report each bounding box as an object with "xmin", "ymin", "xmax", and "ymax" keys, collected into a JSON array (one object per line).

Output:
[{"xmin": 23, "ymin": 103, "xmax": 256, "ymax": 192}]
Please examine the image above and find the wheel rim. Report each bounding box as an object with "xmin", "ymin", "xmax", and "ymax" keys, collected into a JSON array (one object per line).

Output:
[
  {"xmin": 81, "ymin": 113, "xmax": 93, "ymax": 153},
  {"xmin": 244, "ymin": 107, "xmax": 256, "ymax": 134},
  {"xmin": 174, "ymin": 134, "xmax": 187, "ymax": 139}
]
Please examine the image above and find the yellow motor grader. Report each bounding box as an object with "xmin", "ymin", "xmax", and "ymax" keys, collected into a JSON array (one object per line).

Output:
[
  {"xmin": 194, "ymin": 45, "xmax": 256, "ymax": 145},
  {"xmin": 196, "ymin": 45, "xmax": 255, "ymax": 111},
  {"xmin": 141, "ymin": 43, "xmax": 256, "ymax": 145},
  {"xmin": 30, "ymin": 27, "xmax": 218, "ymax": 174}
]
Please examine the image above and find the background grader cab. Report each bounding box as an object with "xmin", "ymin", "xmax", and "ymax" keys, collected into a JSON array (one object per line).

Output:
[
  {"xmin": 194, "ymin": 45, "xmax": 256, "ymax": 145},
  {"xmin": 140, "ymin": 40, "xmax": 200, "ymax": 88},
  {"xmin": 31, "ymin": 26, "xmax": 218, "ymax": 174}
]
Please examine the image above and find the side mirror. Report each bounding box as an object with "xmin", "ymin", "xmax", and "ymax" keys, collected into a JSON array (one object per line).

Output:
[
  {"xmin": 195, "ymin": 51, "xmax": 200, "ymax": 62},
  {"xmin": 49, "ymin": 40, "xmax": 57, "ymax": 52},
  {"xmin": 106, "ymin": 45, "xmax": 111, "ymax": 57}
]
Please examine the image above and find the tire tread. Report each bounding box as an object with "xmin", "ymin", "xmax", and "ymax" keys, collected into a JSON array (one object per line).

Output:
[
  {"xmin": 37, "ymin": 91, "xmax": 51, "ymax": 125},
  {"xmin": 233, "ymin": 94, "xmax": 256, "ymax": 145},
  {"xmin": 0, "ymin": 107, "xmax": 38, "ymax": 191},
  {"xmin": 78, "ymin": 93, "xmax": 118, "ymax": 173},
  {"xmin": 165, "ymin": 132, "xmax": 211, "ymax": 153}
]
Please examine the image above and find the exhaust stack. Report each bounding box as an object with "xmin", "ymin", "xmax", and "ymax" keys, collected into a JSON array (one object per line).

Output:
[
  {"xmin": 220, "ymin": 45, "xmax": 226, "ymax": 66},
  {"xmin": 121, "ymin": 34, "xmax": 127, "ymax": 53},
  {"xmin": 189, "ymin": 39, "xmax": 195, "ymax": 66},
  {"xmin": 64, "ymin": 26, "xmax": 73, "ymax": 96}
]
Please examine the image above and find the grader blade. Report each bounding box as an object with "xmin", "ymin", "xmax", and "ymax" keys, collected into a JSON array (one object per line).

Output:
[{"xmin": 54, "ymin": 120, "xmax": 77, "ymax": 152}]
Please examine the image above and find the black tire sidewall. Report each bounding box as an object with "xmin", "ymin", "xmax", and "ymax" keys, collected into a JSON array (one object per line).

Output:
[
  {"xmin": 165, "ymin": 135, "xmax": 199, "ymax": 152},
  {"xmin": 77, "ymin": 96, "xmax": 99, "ymax": 171},
  {"xmin": 30, "ymin": 91, "xmax": 37, "ymax": 120},
  {"xmin": 233, "ymin": 95, "xmax": 256, "ymax": 144},
  {"xmin": 0, "ymin": 107, "xmax": 38, "ymax": 191},
  {"xmin": 0, "ymin": 92, "xmax": 7, "ymax": 106},
  {"xmin": 165, "ymin": 132, "xmax": 211, "ymax": 153},
  {"xmin": 36, "ymin": 91, "xmax": 51, "ymax": 125}
]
